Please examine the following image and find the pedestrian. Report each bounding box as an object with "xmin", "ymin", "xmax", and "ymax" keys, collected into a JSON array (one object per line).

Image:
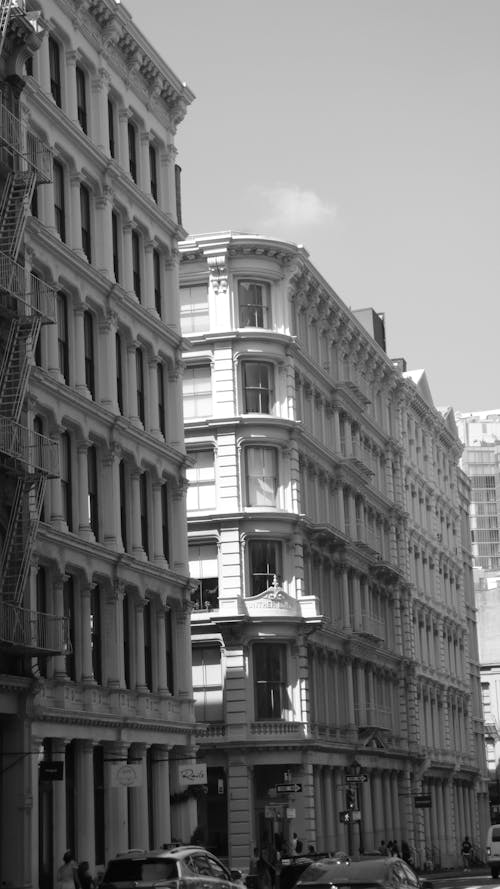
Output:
[
  {"xmin": 378, "ymin": 841, "xmax": 387, "ymax": 856},
  {"xmin": 307, "ymin": 845, "xmax": 315, "ymax": 855},
  {"xmin": 391, "ymin": 841, "xmax": 399, "ymax": 858},
  {"xmin": 57, "ymin": 852, "xmax": 80, "ymax": 889},
  {"xmin": 77, "ymin": 862, "xmax": 95, "ymax": 889},
  {"xmin": 462, "ymin": 836, "xmax": 472, "ymax": 871},
  {"xmin": 386, "ymin": 841, "xmax": 393, "ymax": 856},
  {"xmin": 249, "ymin": 848, "xmax": 262, "ymax": 889}
]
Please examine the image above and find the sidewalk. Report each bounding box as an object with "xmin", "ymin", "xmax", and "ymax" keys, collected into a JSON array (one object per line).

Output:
[{"xmin": 419, "ymin": 865, "xmax": 489, "ymax": 880}]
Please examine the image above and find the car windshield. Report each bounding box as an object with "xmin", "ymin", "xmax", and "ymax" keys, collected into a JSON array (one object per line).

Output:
[{"xmin": 104, "ymin": 859, "xmax": 178, "ymax": 882}]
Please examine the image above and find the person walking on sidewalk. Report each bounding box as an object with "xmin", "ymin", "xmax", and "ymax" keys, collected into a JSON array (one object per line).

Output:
[{"xmin": 462, "ymin": 836, "xmax": 472, "ymax": 871}]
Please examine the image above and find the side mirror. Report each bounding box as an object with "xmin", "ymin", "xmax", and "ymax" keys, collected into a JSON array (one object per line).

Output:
[{"xmin": 231, "ymin": 869, "xmax": 243, "ymax": 882}]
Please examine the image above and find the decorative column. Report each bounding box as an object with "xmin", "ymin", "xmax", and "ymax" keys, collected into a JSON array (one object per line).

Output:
[
  {"xmin": 37, "ymin": 30, "xmax": 51, "ymax": 93},
  {"xmin": 95, "ymin": 187, "xmax": 114, "ymax": 280},
  {"xmin": 172, "ymin": 604, "xmax": 193, "ymax": 698},
  {"xmin": 128, "ymin": 743, "xmax": 149, "ymax": 848},
  {"xmin": 122, "ymin": 221, "xmax": 134, "ymax": 294},
  {"xmin": 99, "ymin": 312, "xmax": 118, "ymax": 411},
  {"xmin": 65, "ymin": 51, "xmax": 78, "ymax": 123},
  {"xmin": 139, "ymin": 131, "xmax": 151, "ymax": 194},
  {"xmin": 130, "ymin": 470, "xmax": 146, "ymax": 559},
  {"xmin": 341, "ymin": 566, "xmax": 351, "ymax": 630},
  {"xmin": 171, "ymin": 478, "xmax": 189, "ymax": 573},
  {"xmin": 92, "ymin": 68, "xmax": 110, "ymax": 152},
  {"xmin": 134, "ymin": 597, "xmax": 148, "ymax": 692},
  {"xmin": 74, "ymin": 305, "xmax": 90, "ymax": 397},
  {"xmin": 143, "ymin": 240, "xmax": 156, "ymax": 312},
  {"xmin": 164, "ymin": 250, "xmax": 180, "ymax": 328},
  {"xmin": 52, "ymin": 739, "xmax": 68, "ymax": 871},
  {"xmin": 151, "ymin": 745, "xmax": 172, "ymax": 847},
  {"xmin": 70, "ymin": 173, "xmax": 84, "ymax": 256},
  {"xmin": 53, "ymin": 571, "xmax": 68, "ymax": 679},
  {"xmin": 76, "ymin": 439, "xmax": 94, "ymax": 541},
  {"xmin": 49, "ymin": 427, "xmax": 67, "ymax": 531},
  {"xmin": 75, "ymin": 740, "xmax": 96, "ymax": 868},
  {"xmin": 156, "ymin": 601, "xmax": 170, "ymax": 695},
  {"xmin": 360, "ymin": 773, "xmax": 374, "ymax": 853},
  {"xmin": 160, "ymin": 143, "xmax": 177, "ymax": 218},
  {"xmin": 152, "ymin": 482, "xmax": 168, "ymax": 568},
  {"xmin": 118, "ymin": 108, "xmax": 131, "ymax": 173},
  {"xmin": 167, "ymin": 355, "xmax": 184, "ymax": 446},
  {"xmin": 103, "ymin": 742, "xmax": 129, "ymax": 864},
  {"xmin": 147, "ymin": 356, "xmax": 162, "ymax": 438},
  {"xmin": 323, "ymin": 768, "xmax": 335, "ymax": 851},
  {"xmin": 101, "ymin": 444, "xmax": 122, "ymax": 550},
  {"xmin": 345, "ymin": 657, "xmax": 356, "ymax": 727},
  {"xmin": 126, "ymin": 342, "xmax": 141, "ymax": 426},
  {"xmin": 372, "ymin": 771, "xmax": 384, "ymax": 847}
]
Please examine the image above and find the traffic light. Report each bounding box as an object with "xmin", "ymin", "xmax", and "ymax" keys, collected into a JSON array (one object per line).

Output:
[
  {"xmin": 339, "ymin": 810, "xmax": 351, "ymax": 824},
  {"xmin": 346, "ymin": 789, "xmax": 355, "ymax": 809}
]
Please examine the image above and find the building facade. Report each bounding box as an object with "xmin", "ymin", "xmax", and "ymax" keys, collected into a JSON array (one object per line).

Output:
[
  {"xmin": 179, "ymin": 232, "xmax": 488, "ymax": 870},
  {"xmin": 0, "ymin": 2, "xmax": 196, "ymax": 887}
]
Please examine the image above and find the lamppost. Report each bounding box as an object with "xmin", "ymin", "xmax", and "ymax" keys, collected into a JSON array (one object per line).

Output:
[{"xmin": 346, "ymin": 759, "xmax": 365, "ymax": 855}]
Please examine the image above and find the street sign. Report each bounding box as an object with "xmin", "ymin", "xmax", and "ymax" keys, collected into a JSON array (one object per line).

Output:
[
  {"xmin": 275, "ymin": 782, "xmax": 302, "ymax": 793},
  {"xmin": 415, "ymin": 794, "xmax": 432, "ymax": 808},
  {"xmin": 346, "ymin": 774, "xmax": 368, "ymax": 784}
]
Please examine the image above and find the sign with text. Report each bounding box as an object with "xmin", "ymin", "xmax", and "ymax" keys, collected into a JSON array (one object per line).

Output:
[
  {"xmin": 276, "ymin": 782, "xmax": 302, "ymax": 793},
  {"xmin": 415, "ymin": 794, "xmax": 432, "ymax": 808},
  {"xmin": 178, "ymin": 763, "xmax": 207, "ymax": 786},
  {"xmin": 346, "ymin": 774, "xmax": 368, "ymax": 784}
]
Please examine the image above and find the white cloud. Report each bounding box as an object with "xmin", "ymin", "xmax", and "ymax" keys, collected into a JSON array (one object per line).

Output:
[{"xmin": 253, "ymin": 184, "xmax": 335, "ymax": 232}]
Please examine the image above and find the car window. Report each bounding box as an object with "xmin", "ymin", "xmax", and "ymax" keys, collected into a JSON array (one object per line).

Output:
[
  {"xmin": 187, "ymin": 854, "xmax": 215, "ymax": 876},
  {"xmin": 104, "ymin": 858, "xmax": 177, "ymax": 883},
  {"xmin": 142, "ymin": 861, "xmax": 178, "ymax": 881},
  {"xmin": 206, "ymin": 857, "xmax": 230, "ymax": 880},
  {"xmin": 493, "ymin": 828, "xmax": 500, "ymax": 842}
]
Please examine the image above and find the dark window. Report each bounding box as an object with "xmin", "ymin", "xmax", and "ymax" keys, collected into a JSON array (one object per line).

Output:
[
  {"xmin": 165, "ymin": 609, "xmax": 174, "ymax": 694},
  {"xmin": 136, "ymin": 347, "xmax": 145, "ymax": 423},
  {"xmin": 80, "ymin": 184, "xmax": 91, "ymax": 261},
  {"xmin": 48, "ymin": 36, "xmax": 61, "ymax": 106},
  {"xmin": 248, "ymin": 540, "xmax": 282, "ymax": 596},
  {"xmin": 63, "ymin": 575, "xmax": 76, "ymax": 680},
  {"xmin": 243, "ymin": 362, "xmax": 273, "ymax": 413},
  {"xmin": 108, "ymin": 99, "xmax": 115, "ymax": 157},
  {"xmin": 60, "ymin": 431, "xmax": 73, "ymax": 531},
  {"xmin": 25, "ymin": 55, "xmax": 33, "ymax": 76},
  {"xmin": 31, "ymin": 186, "xmax": 38, "ymax": 219},
  {"xmin": 87, "ymin": 445, "xmax": 99, "ymax": 538},
  {"xmin": 90, "ymin": 584, "xmax": 102, "ymax": 684},
  {"xmin": 57, "ymin": 291, "xmax": 69, "ymax": 383},
  {"xmin": 140, "ymin": 472, "xmax": 149, "ymax": 557},
  {"xmin": 111, "ymin": 211, "xmax": 120, "ymax": 282},
  {"xmin": 254, "ymin": 643, "xmax": 288, "ymax": 719},
  {"xmin": 116, "ymin": 332, "xmax": 123, "ymax": 414},
  {"xmin": 174, "ymin": 163, "xmax": 182, "ymax": 225},
  {"xmin": 53, "ymin": 160, "xmax": 66, "ymax": 242},
  {"xmin": 132, "ymin": 230, "xmax": 141, "ymax": 300},
  {"xmin": 149, "ymin": 144, "xmax": 158, "ymax": 202},
  {"xmin": 76, "ymin": 66, "xmax": 87, "ymax": 133},
  {"xmin": 123, "ymin": 594, "xmax": 130, "ymax": 688},
  {"xmin": 153, "ymin": 248, "xmax": 161, "ymax": 315},
  {"xmin": 33, "ymin": 416, "xmax": 45, "ymax": 520},
  {"xmin": 161, "ymin": 483, "xmax": 169, "ymax": 562},
  {"xmin": 238, "ymin": 281, "xmax": 270, "ymax": 328},
  {"xmin": 83, "ymin": 310, "xmax": 95, "ymax": 398},
  {"xmin": 189, "ymin": 544, "xmax": 219, "ymax": 611},
  {"xmin": 157, "ymin": 362, "xmax": 166, "ymax": 436},
  {"xmin": 144, "ymin": 599, "xmax": 152, "ymax": 690},
  {"xmin": 119, "ymin": 459, "xmax": 127, "ymax": 551},
  {"xmin": 128, "ymin": 122, "xmax": 137, "ymax": 182}
]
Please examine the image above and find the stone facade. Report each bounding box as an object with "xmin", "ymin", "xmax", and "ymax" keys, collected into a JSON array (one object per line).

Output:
[{"xmin": 180, "ymin": 232, "xmax": 489, "ymax": 870}]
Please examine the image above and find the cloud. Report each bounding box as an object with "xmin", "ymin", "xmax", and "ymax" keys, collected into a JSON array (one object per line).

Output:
[{"xmin": 252, "ymin": 184, "xmax": 336, "ymax": 232}]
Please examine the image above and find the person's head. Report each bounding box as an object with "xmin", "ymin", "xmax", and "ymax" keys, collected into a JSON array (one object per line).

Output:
[{"xmin": 63, "ymin": 852, "xmax": 73, "ymax": 864}]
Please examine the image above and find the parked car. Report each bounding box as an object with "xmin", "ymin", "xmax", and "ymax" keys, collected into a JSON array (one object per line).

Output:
[
  {"xmin": 486, "ymin": 825, "xmax": 500, "ymax": 878},
  {"xmin": 101, "ymin": 845, "xmax": 244, "ymax": 889},
  {"xmin": 293, "ymin": 855, "xmax": 433, "ymax": 889}
]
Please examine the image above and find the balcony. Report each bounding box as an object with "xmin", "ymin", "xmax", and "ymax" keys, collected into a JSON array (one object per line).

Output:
[
  {"xmin": 0, "ymin": 252, "xmax": 57, "ymax": 321},
  {"xmin": 0, "ymin": 419, "xmax": 59, "ymax": 475},
  {"xmin": 0, "ymin": 600, "xmax": 70, "ymax": 655},
  {"xmin": 355, "ymin": 705, "xmax": 392, "ymax": 731},
  {"xmin": 0, "ymin": 99, "xmax": 53, "ymax": 184},
  {"xmin": 354, "ymin": 612, "xmax": 385, "ymax": 641}
]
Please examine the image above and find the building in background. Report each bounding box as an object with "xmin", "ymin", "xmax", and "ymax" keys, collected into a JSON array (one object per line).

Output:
[
  {"xmin": 180, "ymin": 231, "xmax": 488, "ymax": 870},
  {"xmin": 0, "ymin": 2, "xmax": 195, "ymax": 887}
]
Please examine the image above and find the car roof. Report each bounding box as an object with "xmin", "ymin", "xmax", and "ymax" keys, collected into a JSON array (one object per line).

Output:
[
  {"xmin": 113, "ymin": 846, "xmax": 207, "ymax": 860},
  {"xmin": 298, "ymin": 857, "xmax": 400, "ymax": 885}
]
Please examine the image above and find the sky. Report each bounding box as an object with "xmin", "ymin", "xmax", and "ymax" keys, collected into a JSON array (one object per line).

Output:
[{"xmin": 123, "ymin": 0, "xmax": 500, "ymax": 413}]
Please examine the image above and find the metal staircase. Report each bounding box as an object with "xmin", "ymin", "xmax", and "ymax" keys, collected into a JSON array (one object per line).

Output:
[
  {"xmin": 0, "ymin": 0, "xmax": 13, "ymax": 60},
  {"xmin": 0, "ymin": 473, "xmax": 47, "ymax": 604},
  {"xmin": 0, "ymin": 172, "xmax": 36, "ymax": 260}
]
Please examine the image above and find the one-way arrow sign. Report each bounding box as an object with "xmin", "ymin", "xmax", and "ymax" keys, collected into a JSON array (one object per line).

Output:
[
  {"xmin": 275, "ymin": 782, "xmax": 302, "ymax": 793},
  {"xmin": 345, "ymin": 774, "xmax": 368, "ymax": 784}
]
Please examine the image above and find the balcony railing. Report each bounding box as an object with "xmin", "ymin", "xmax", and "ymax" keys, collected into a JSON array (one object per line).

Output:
[
  {"xmin": 0, "ymin": 251, "xmax": 57, "ymax": 321},
  {"xmin": 0, "ymin": 418, "xmax": 59, "ymax": 475},
  {"xmin": 355, "ymin": 705, "xmax": 393, "ymax": 731},
  {"xmin": 0, "ymin": 600, "xmax": 70, "ymax": 654},
  {"xmin": 0, "ymin": 100, "xmax": 53, "ymax": 183}
]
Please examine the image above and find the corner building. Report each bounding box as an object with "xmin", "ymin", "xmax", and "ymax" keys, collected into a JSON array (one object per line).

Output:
[
  {"xmin": 0, "ymin": 2, "xmax": 196, "ymax": 887},
  {"xmin": 179, "ymin": 232, "xmax": 488, "ymax": 870}
]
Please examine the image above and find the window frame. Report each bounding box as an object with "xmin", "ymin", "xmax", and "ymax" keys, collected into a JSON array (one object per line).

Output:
[
  {"xmin": 238, "ymin": 280, "xmax": 271, "ymax": 329},
  {"xmin": 186, "ymin": 449, "xmax": 216, "ymax": 512},
  {"xmin": 128, "ymin": 120, "xmax": 137, "ymax": 182},
  {"xmin": 183, "ymin": 364, "xmax": 212, "ymax": 419},
  {"xmin": 157, "ymin": 361, "xmax": 166, "ymax": 437},
  {"xmin": 87, "ymin": 444, "xmax": 99, "ymax": 539},
  {"xmin": 75, "ymin": 64, "xmax": 88, "ymax": 133},
  {"xmin": 83, "ymin": 309, "xmax": 95, "ymax": 398},
  {"xmin": 153, "ymin": 247, "xmax": 162, "ymax": 315},
  {"xmin": 136, "ymin": 346, "xmax": 145, "ymax": 424},
  {"xmin": 189, "ymin": 541, "xmax": 219, "ymax": 610},
  {"xmin": 108, "ymin": 98, "xmax": 115, "ymax": 158},
  {"xmin": 248, "ymin": 539, "xmax": 283, "ymax": 596},
  {"xmin": 245, "ymin": 445, "xmax": 279, "ymax": 507},
  {"xmin": 111, "ymin": 210, "xmax": 120, "ymax": 282},
  {"xmin": 57, "ymin": 291, "xmax": 69, "ymax": 384},
  {"xmin": 53, "ymin": 159, "xmax": 66, "ymax": 242},
  {"xmin": 60, "ymin": 430, "xmax": 73, "ymax": 531},
  {"xmin": 149, "ymin": 143, "xmax": 158, "ymax": 202},
  {"xmin": 180, "ymin": 283, "xmax": 209, "ymax": 334},
  {"xmin": 242, "ymin": 360, "xmax": 274, "ymax": 414},
  {"xmin": 131, "ymin": 229, "xmax": 142, "ymax": 301},
  {"xmin": 48, "ymin": 35, "xmax": 62, "ymax": 107},
  {"xmin": 253, "ymin": 642, "xmax": 289, "ymax": 720},
  {"xmin": 80, "ymin": 183, "xmax": 92, "ymax": 262}
]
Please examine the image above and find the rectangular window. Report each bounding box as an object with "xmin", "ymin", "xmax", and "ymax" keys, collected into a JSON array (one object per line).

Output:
[
  {"xmin": 116, "ymin": 332, "xmax": 123, "ymax": 414},
  {"xmin": 161, "ymin": 483, "xmax": 169, "ymax": 562},
  {"xmin": 83, "ymin": 310, "xmax": 95, "ymax": 398},
  {"xmin": 186, "ymin": 450, "xmax": 216, "ymax": 511},
  {"xmin": 90, "ymin": 584, "xmax": 102, "ymax": 684},
  {"xmin": 192, "ymin": 646, "xmax": 223, "ymax": 722},
  {"xmin": 119, "ymin": 459, "xmax": 127, "ymax": 551},
  {"xmin": 189, "ymin": 543, "xmax": 219, "ymax": 610},
  {"xmin": 140, "ymin": 472, "xmax": 149, "ymax": 558},
  {"xmin": 57, "ymin": 291, "xmax": 69, "ymax": 383},
  {"xmin": 132, "ymin": 230, "xmax": 141, "ymax": 300},
  {"xmin": 149, "ymin": 144, "xmax": 158, "ymax": 202},
  {"xmin": 53, "ymin": 160, "xmax": 66, "ymax": 242},
  {"xmin": 128, "ymin": 122, "xmax": 137, "ymax": 182},
  {"xmin": 48, "ymin": 36, "xmax": 61, "ymax": 106},
  {"xmin": 80, "ymin": 184, "xmax": 91, "ymax": 262},
  {"xmin": 63, "ymin": 576, "xmax": 76, "ymax": 680},
  {"xmin": 243, "ymin": 362, "xmax": 273, "ymax": 413},
  {"xmin": 246, "ymin": 446, "xmax": 278, "ymax": 507},
  {"xmin": 157, "ymin": 362, "xmax": 166, "ymax": 436},
  {"xmin": 108, "ymin": 99, "xmax": 115, "ymax": 158},
  {"xmin": 183, "ymin": 365, "xmax": 212, "ymax": 418},
  {"xmin": 136, "ymin": 348, "xmax": 145, "ymax": 424},
  {"xmin": 153, "ymin": 248, "xmax": 162, "ymax": 315},
  {"xmin": 248, "ymin": 539, "xmax": 282, "ymax": 596},
  {"xmin": 254, "ymin": 643, "xmax": 288, "ymax": 720},
  {"xmin": 111, "ymin": 211, "xmax": 120, "ymax": 282},
  {"xmin": 180, "ymin": 285, "xmax": 209, "ymax": 334},
  {"xmin": 238, "ymin": 280, "xmax": 270, "ymax": 328},
  {"xmin": 60, "ymin": 431, "xmax": 73, "ymax": 531},
  {"xmin": 144, "ymin": 599, "xmax": 152, "ymax": 690},
  {"xmin": 76, "ymin": 65, "xmax": 87, "ymax": 133},
  {"xmin": 87, "ymin": 444, "xmax": 99, "ymax": 538}
]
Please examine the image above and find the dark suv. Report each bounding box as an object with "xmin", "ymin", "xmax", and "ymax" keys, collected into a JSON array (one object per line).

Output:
[
  {"xmin": 294, "ymin": 855, "xmax": 433, "ymax": 889},
  {"xmin": 101, "ymin": 846, "xmax": 243, "ymax": 889}
]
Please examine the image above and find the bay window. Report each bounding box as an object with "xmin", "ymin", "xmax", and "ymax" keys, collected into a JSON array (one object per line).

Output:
[
  {"xmin": 242, "ymin": 361, "xmax": 273, "ymax": 413},
  {"xmin": 186, "ymin": 450, "xmax": 216, "ymax": 511},
  {"xmin": 238, "ymin": 280, "xmax": 270, "ymax": 328},
  {"xmin": 254, "ymin": 643, "xmax": 289, "ymax": 720},
  {"xmin": 189, "ymin": 542, "xmax": 219, "ymax": 610},
  {"xmin": 245, "ymin": 446, "xmax": 278, "ymax": 507},
  {"xmin": 180, "ymin": 284, "xmax": 209, "ymax": 334},
  {"xmin": 248, "ymin": 539, "xmax": 282, "ymax": 596},
  {"xmin": 183, "ymin": 364, "xmax": 212, "ymax": 418},
  {"xmin": 192, "ymin": 646, "xmax": 223, "ymax": 722}
]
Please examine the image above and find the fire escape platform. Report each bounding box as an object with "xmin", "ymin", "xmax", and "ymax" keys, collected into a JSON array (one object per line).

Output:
[
  {"xmin": 0, "ymin": 97, "xmax": 52, "ymax": 183},
  {"xmin": 0, "ymin": 599, "xmax": 71, "ymax": 655},
  {"xmin": 0, "ymin": 418, "xmax": 59, "ymax": 474},
  {"xmin": 0, "ymin": 251, "xmax": 57, "ymax": 322}
]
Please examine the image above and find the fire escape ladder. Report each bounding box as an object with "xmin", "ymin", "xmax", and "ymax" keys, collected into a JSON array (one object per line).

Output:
[
  {"xmin": 0, "ymin": 472, "xmax": 47, "ymax": 604},
  {"xmin": 0, "ymin": 314, "xmax": 41, "ymax": 423},
  {"xmin": 0, "ymin": 171, "xmax": 36, "ymax": 262},
  {"xmin": 0, "ymin": 0, "xmax": 13, "ymax": 59}
]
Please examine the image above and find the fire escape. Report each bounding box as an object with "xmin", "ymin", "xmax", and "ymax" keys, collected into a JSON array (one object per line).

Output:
[{"xmin": 0, "ymin": 4, "xmax": 70, "ymax": 654}]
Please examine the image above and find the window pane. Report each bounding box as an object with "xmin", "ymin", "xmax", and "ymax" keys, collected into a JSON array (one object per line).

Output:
[
  {"xmin": 246, "ymin": 447, "xmax": 277, "ymax": 506},
  {"xmin": 238, "ymin": 281, "xmax": 270, "ymax": 328},
  {"xmin": 243, "ymin": 362, "xmax": 272, "ymax": 413},
  {"xmin": 183, "ymin": 365, "xmax": 212, "ymax": 418},
  {"xmin": 186, "ymin": 450, "xmax": 215, "ymax": 511},
  {"xmin": 248, "ymin": 540, "xmax": 282, "ymax": 595},
  {"xmin": 180, "ymin": 285, "xmax": 209, "ymax": 334}
]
